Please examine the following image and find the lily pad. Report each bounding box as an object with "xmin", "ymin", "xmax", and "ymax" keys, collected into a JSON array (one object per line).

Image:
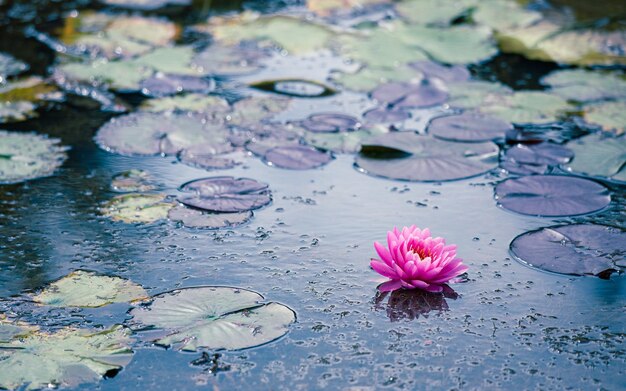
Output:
[
  {"xmin": 363, "ymin": 107, "xmax": 411, "ymax": 124},
  {"xmin": 471, "ymin": 0, "xmax": 542, "ymax": 31},
  {"xmin": 307, "ymin": 0, "xmax": 387, "ymax": 16},
  {"xmin": 192, "ymin": 43, "xmax": 266, "ymax": 76},
  {"xmin": 332, "ymin": 65, "xmax": 420, "ymax": 92},
  {"xmin": 178, "ymin": 176, "xmax": 271, "ymax": 213},
  {"xmin": 201, "ymin": 13, "xmax": 335, "ymax": 55},
  {"xmin": 501, "ymin": 142, "xmax": 573, "ymax": 175},
  {"xmin": 494, "ymin": 175, "xmax": 611, "ymax": 217},
  {"xmin": 102, "ymin": 193, "xmax": 174, "ymax": 223},
  {"xmin": 0, "ymin": 101, "xmax": 37, "ymax": 123},
  {"xmin": 510, "ymin": 224, "xmax": 625, "ymax": 278},
  {"xmin": 304, "ymin": 127, "xmax": 386, "ymax": 154},
  {"xmin": 0, "ymin": 131, "xmax": 68, "ymax": 184},
  {"xmin": 299, "ymin": 113, "xmax": 360, "ymax": 133},
  {"xmin": 140, "ymin": 94, "xmax": 230, "ymax": 114},
  {"xmin": 111, "ymin": 169, "xmax": 157, "ymax": 192},
  {"xmin": 480, "ymin": 91, "xmax": 571, "ymax": 124},
  {"xmin": 0, "ymin": 324, "xmax": 133, "ymax": 390},
  {"xmin": 129, "ymin": 286, "xmax": 296, "ymax": 351},
  {"xmin": 33, "ymin": 270, "xmax": 148, "ymax": 308},
  {"xmin": 95, "ymin": 112, "xmax": 230, "ymax": 156},
  {"xmin": 395, "ymin": 0, "xmax": 469, "ymax": 26},
  {"xmin": 264, "ymin": 145, "xmax": 333, "ymax": 170},
  {"xmin": 542, "ymin": 69, "xmax": 626, "ymax": 103},
  {"xmin": 0, "ymin": 52, "xmax": 28, "ymax": 79},
  {"xmin": 564, "ymin": 133, "xmax": 626, "ymax": 183},
  {"xmin": 447, "ymin": 80, "xmax": 513, "ymax": 110},
  {"xmin": 0, "ymin": 77, "xmax": 58, "ymax": 123},
  {"xmin": 168, "ymin": 205, "xmax": 252, "ymax": 229},
  {"xmin": 178, "ymin": 145, "xmax": 239, "ymax": 171},
  {"xmin": 100, "ymin": 0, "xmax": 191, "ymax": 10},
  {"xmin": 228, "ymin": 96, "xmax": 291, "ymax": 128},
  {"xmin": 139, "ymin": 74, "xmax": 214, "ymax": 97},
  {"xmin": 355, "ymin": 132, "xmax": 499, "ymax": 182},
  {"xmin": 0, "ymin": 316, "xmax": 38, "ymax": 342},
  {"xmin": 409, "ymin": 61, "xmax": 470, "ymax": 83},
  {"xmin": 250, "ymin": 79, "xmax": 336, "ymax": 98},
  {"xmin": 583, "ymin": 101, "xmax": 626, "ymax": 135},
  {"xmin": 372, "ymin": 80, "xmax": 448, "ymax": 108},
  {"xmin": 427, "ymin": 113, "xmax": 513, "ymax": 142}
]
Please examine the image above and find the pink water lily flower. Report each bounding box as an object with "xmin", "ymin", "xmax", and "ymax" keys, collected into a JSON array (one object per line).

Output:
[{"xmin": 371, "ymin": 226, "xmax": 468, "ymax": 293}]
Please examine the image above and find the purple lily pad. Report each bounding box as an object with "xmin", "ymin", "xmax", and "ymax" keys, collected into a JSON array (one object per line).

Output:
[
  {"xmin": 363, "ymin": 107, "xmax": 411, "ymax": 124},
  {"xmin": 250, "ymin": 79, "xmax": 336, "ymax": 98},
  {"xmin": 501, "ymin": 143, "xmax": 573, "ymax": 175},
  {"xmin": 264, "ymin": 145, "xmax": 333, "ymax": 170},
  {"xmin": 139, "ymin": 74, "xmax": 215, "ymax": 97},
  {"xmin": 495, "ymin": 175, "xmax": 610, "ymax": 217},
  {"xmin": 371, "ymin": 80, "xmax": 448, "ymax": 108},
  {"xmin": 510, "ymin": 224, "xmax": 625, "ymax": 278},
  {"xmin": 427, "ymin": 113, "xmax": 513, "ymax": 142},
  {"xmin": 178, "ymin": 146, "xmax": 239, "ymax": 171},
  {"xmin": 178, "ymin": 176, "xmax": 271, "ymax": 213},
  {"xmin": 355, "ymin": 133, "xmax": 499, "ymax": 182},
  {"xmin": 410, "ymin": 61, "xmax": 470, "ymax": 83},
  {"xmin": 168, "ymin": 205, "xmax": 252, "ymax": 229},
  {"xmin": 299, "ymin": 113, "xmax": 360, "ymax": 133}
]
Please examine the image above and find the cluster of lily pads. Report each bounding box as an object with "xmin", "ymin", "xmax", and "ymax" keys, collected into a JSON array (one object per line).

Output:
[{"xmin": 0, "ymin": 271, "xmax": 295, "ymax": 390}]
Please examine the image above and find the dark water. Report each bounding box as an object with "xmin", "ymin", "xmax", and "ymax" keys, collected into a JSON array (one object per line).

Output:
[{"xmin": 1, "ymin": 0, "xmax": 625, "ymax": 390}]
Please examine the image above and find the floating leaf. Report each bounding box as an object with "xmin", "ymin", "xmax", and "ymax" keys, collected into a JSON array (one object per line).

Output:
[
  {"xmin": 0, "ymin": 101, "xmax": 37, "ymax": 123},
  {"xmin": 178, "ymin": 145, "xmax": 238, "ymax": 171},
  {"xmin": 505, "ymin": 122, "xmax": 582, "ymax": 145},
  {"xmin": 564, "ymin": 133, "xmax": 626, "ymax": 183},
  {"xmin": 140, "ymin": 94, "xmax": 229, "ymax": 114},
  {"xmin": 0, "ymin": 77, "xmax": 58, "ymax": 123},
  {"xmin": 139, "ymin": 74, "xmax": 214, "ymax": 97},
  {"xmin": 201, "ymin": 13, "xmax": 335, "ymax": 55},
  {"xmin": 447, "ymin": 80, "xmax": 513, "ymax": 109},
  {"xmin": 192, "ymin": 43, "xmax": 266, "ymax": 76},
  {"xmin": 583, "ymin": 101, "xmax": 626, "ymax": 135},
  {"xmin": 250, "ymin": 79, "xmax": 336, "ymax": 98},
  {"xmin": 307, "ymin": 0, "xmax": 387, "ymax": 16},
  {"xmin": 427, "ymin": 113, "xmax": 512, "ymax": 142},
  {"xmin": 355, "ymin": 132, "xmax": 499, "ymax": 182},
  {"xmin": 0, "ymin": 131, "xmax": 68, "ymax": 184},
  {"xmin": 228, "ymin": 96, "xmax": 291, "ymax": 128},
  {"xmin": 95, "ymin": 112, "xmax": 230, "ymax": 156},
  {"xmin": 542, "ymin": 69, "xmax": 626, "ymax": 103},
  {"xmin": 0, "ymin": 324, "xmax": 133, "ymax": 391},
  {"xmin": 0, "ymin": 52, "xmax": 28, "ymax": 79},
  {"xmin": 510, "ymin": 224, "xmax": 625, "ymax": 277},
  {"xmin": 298, "ymin": 113, "xmax": 360, "ymax": 133},
  {"xmin": 363, "ymin": 107, "xmax": 411, "ymax": 124},
  {"xmin": 495, "ymin": 175, "xmax": 611, "ymax": 217},
  {"xmin": 0, "ymin": 316, "xmax": 38, "ymax": 342},
  {"xmin": 501, "ymin": 142, "xmax": 573, "ymax": 175},
  {"xmin": 168, "ymin": 205, "xmax": 252, "ymax": 229},
  {"xmin": 471, "ymin": 0, "xmax": 541, "ymax": 30},
  {"xmin": 33, "ymin": 270, "xmax": 148, "ymax": 308},
  {"xmin": 332, "ymin": 65, "xmax": 420, "ymax": 92},
  {"xmin": 111, "ymin": 169, "xmax": 157, "ymax": 192},
  {"xmin": 479, "ymin": 91, "xmax": 571, "ymax": 124},
  {"xmin": 264, "ymin": 145, "xmax": 333, "ymax": 170},
  {"xmin": 304, "ymin": 127, "xmax": 386, "ymax": 153},
  {"xmin": 129, "ymin": 286, "xmax": 295, "ymax": 351},
  {"xmin": 102, "ymin": 193, "xmax": 174, "ymax": 223},
  {"xmin": 100, "ymin": 0, "xmax": 191, "ymax": 10},
  {"xmin": 410, "ymin": 61, "xmax": 470, "ymax": 83},
  {"xmin": 371, "ymin": 80, "xmax": 448, "ymax": 108},
  {"xmin": 395, "ymin": 0, "xmax": 469, "ymax": 26},
  {"xmin": 178, "ymin": 176, "xmax": 271, "ymax": 213}
]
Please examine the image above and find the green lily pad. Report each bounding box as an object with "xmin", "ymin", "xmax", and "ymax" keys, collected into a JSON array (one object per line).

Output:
[
  {"xmin": 564, "ymin": 133, "xmax": 626, "ymax": 183},
  {"xmin": 192, "ymin": 43, "xmax": 266, "ymax": 76},
  {"xmin": 0, "ymin": 316, "xmax": 38, "ymax": 342},
  {"xmin": 0, "ymin": 324, "xmax": 133, "ymax": 391},
  {"xmin": 583, "ymin": 101, "xmax": 626, "ymax": 135},
  {"xmin": 479, "ymin": 91, "xmax": 571, "ymax": 124},
  {"xmin": 304, "ymin": 127, "xmax": 386, "ymax": 153},
  {"xmin": 396, "ymin": 0, "xmax": 470, "ymax": 26},
  {"xmin": 0, "ymin": 52, "xmax": 28, "ymax": 79},
  {"xmin": 33, "ymin": 270, "xmax": 148, "ymax": 308},
  {"xmin": 498, "ymin": 20, "xmax": 626, "ymax": 66},
  {"xmin": 542, "ymin": 69, "xmax": 626, "ymax": 103},
  {"xmin": 168, "ymin": 205, "xmax": 252, "ymax": 229},
  {"xmin": 471, "ymin": 0, "xmax": 541, "ymax": 30},
  {"xmin": 307, "ymin": 0, "xmax": 388, "ymax": 16},
  {"xmin": 0, "ymin": 77, "xmax": 58, "ymax": 123},
  {"xmin": 201, "ymin": 13, "xmax": 335, "ymax": 55},
  {"xmin": 228, "ymin": 96, "xmax": 291, "ymax": 127},
  {"xmin": 111, "ymin": 169, "xmax": 158, "ymax": 192},
  {"xmin": 447, "ymin": 80, "xmax": 513, "ymax": 109},
  {"xmin": 129, "ymin": 286, "xmax": 296, "ymax": 351},
  {"xmin": 332, "ymin": 65, "xmax": 421, "ymax": 92},
  {"xmin": 0, "ymin": 131, "xmax": 68, "ymax": 184},
  {"xmin": 95, "ymin": 112, "xmax": 231, "ymax": 156},
  {"xmin": 101, "ymin": 193, "xmax": 174, "ymax": 223},
  {"xmin": 140, "ymin": 94, "xmax": 230, "ymax": 113}
]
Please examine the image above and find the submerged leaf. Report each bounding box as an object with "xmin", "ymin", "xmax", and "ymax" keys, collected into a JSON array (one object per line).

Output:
[
  {"xmin": 102, "ymin": 193, "xmax": 174, "ymax": 223},
  {"xmin": 111, "ymin": 169, "xmax": 158, "ymax": 192},
  {"xmin": 0, "ymin": 325, "xmax": 133, "ymax": 390},
  {"xmin": 495, "ymin": 175, "xmax": 611, "ymax": 217},
  {"xmin": 129, "ymin": 286, "xmax": 296, "ymax": 351},
  {"xmin": 510, "ymin": 224, "xmax": 625, "ymax": 277},
  {"xmin": 0, "ymin": 131, "xmax": 68, "ymax": 184},
  {"xmin": 264, "ymin": 145, "xmax": 333, "ymax": 170},
  {"xmin": 178, "ymin": 176, "xmax": 271, "ymax": 213},
  {"xmin": 33, "ymin": 270, "xmax": 148, "ymax": 308},
  {"xmin": 168, "ymin": 205, "xmax": 252, "ymax": 229},
  {"xmin": 355, "ymin": 132, "xmax": 499, "ymax": 182}
]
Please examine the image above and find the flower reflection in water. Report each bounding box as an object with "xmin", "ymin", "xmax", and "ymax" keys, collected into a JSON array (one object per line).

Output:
[{"xmin": 374, "ymin": 285, "xmax": 458, "ymax": 322}]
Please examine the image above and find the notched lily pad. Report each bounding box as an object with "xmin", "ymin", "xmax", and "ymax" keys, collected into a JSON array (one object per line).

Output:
[
  {"xmin": 0, "ymin": 131, "xmax": 69, "ymax": 184},
  {"xmin": 178, "ymin": 176, "xmax": 271, "ymax": 213},
  {"xmin": 33, "ymin": 270, "xmax": 148, "ymax": 308},
  {"xmin": 0, "ymin": 324, "xmax": 133, "ymax": 391},
  {"xmin": 355, "ymin": 132, "xmax": 499, "ymax": 182},
  {"xmin": 102, "ymin": 193, "xmax": 174, "ymax": 223},
  {"xmin": 250, "ymin": 79, "xmax": 336, "ymax": 98},
  {"xmin": 111, "ymin": 169, "xmax": 158, "ymax": 192},
  {"xmin": 510, "ymin": 224, "xmax": 625, "ymax": 278},
  {"xmin": 564, "ymin": 133, "xmax": 626, "ymax": 183},
  {"xmin": 129, "ymin": 286, "xmax": 296, "ymax": 351},
  {"xmin": 501, "ymin": 142, "xmax": 573, "ymax": 175},
  {"xmin": 168, "ymin": 205, "xmax": 252, "ymax": 229},
  {"xmin": 264, "ymin": 145, "xmax": 334, "ymax": 170},
  {"xmin": 495, "ymin": 175, "xmax": 611, "ymax": 217},
  {"xmin": 427, "ymin": 113, "xmax": 513, "ymax": 142}
]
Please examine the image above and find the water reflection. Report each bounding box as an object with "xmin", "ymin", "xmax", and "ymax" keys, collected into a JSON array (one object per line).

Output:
[{"xmin": 374, "ymin": 285, "xmax": 458, "ymax": 322}]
